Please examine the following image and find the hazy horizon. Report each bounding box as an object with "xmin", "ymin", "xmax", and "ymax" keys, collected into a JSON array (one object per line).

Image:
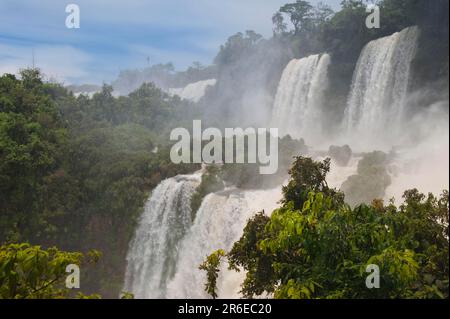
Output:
[{"xmin": 0, "ymin": 0, "xmax": 341, "ymax": 85}]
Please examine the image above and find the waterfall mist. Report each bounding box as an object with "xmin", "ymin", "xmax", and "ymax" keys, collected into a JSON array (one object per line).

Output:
[
  {"xmin": 337, "ymin": 26, "xmax": 448, "ymax": 203},
  {"xmin": 124, "ymin": 173, "xmax": 201, "ymax": 298},
  {"xmin": 271, "ymin": 53, "xmax": 330, "ymax": 143},
  {"xmin": 167, "ymin": 79, "xmax": 217, "ymax": 103},
  {"xmin": 125, "ymin": 183, "xmax": 282, "ymax": 299},
  {"xmin": 123, "ymin": 24, "xmax": 448, "ymax": 298},
  {"xmin": 386, "ymin": 100, "xmax": 449, "ymax": 202},
  {"xmin": 343, "ymin": 26, "xmax": 420, "ymax": 149}
]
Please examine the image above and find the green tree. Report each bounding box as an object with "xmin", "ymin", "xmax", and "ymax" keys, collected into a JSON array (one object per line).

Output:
[
  {"xmin": 313, "ymin": 2, "xmax": 334, "ymax": 23},
  {"xmin": 1, "ymin": 69, "xmax": 200, "ymax": 297},
  {"xmin": 0, "ymin": 70, "xmax": 68, "ymax": 242},
  {"xmin": 198, "ymin": 249, "xmax": 226, "ymax": 299},
  {"xmin": 214, "ymin": 31, "xmax": 264, "ymax": 66},
  {"xmin": 200, "ymin": 157, "xmax": 449, "ymax": 299},
  {"xmin": 0, "ymin": 243, "xmax": 101, "ymax": 299},
  {"xmin": 281, "ymin": 156, "xmax": 344, "ymax": 210},
  {"xmin": 272, "ymin": 12, "xmax": 288, "ymax": 35},
  {"xmin": 279, "ymin": 0, "xmax": 314, "ymax": 34}
]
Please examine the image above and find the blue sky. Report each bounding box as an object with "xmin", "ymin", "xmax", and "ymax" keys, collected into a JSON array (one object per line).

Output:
[{"xmin": 0, "ymin": 0, "xmax": 341, "ymax": 84}]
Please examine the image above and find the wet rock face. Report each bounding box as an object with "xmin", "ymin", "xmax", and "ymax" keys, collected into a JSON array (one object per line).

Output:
[{"xmin": 328, "ymin": 144, "xmax": 352, "ymax": 166}]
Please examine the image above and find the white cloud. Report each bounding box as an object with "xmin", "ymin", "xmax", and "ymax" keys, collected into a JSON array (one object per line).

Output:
[
  {"xmin": 0, "ymin": 0, "xmax": 343, "ymax": 83},
  {"xmin": 0, "ymin": 43, "xmax": 95, "ymax": 84}
]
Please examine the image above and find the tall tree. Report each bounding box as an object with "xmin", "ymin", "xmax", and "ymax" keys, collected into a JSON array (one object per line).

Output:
[
  {"xmin": 272, "ymin": 11, "xmax": 287, "ymax": 35},
  {"xmin": 313, "ymin": 2, "xmax": 334, "ymax": 25},
  {"xmin": 279, "ymin": 0, "xmax": 314, "ymax": 34}
]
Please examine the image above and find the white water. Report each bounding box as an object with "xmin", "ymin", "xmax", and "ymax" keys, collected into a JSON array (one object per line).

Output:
[
  {"xmin": 165, "ymin": 186, "xmax": 282, "ymax": 298},
  {"xmin": 338, "ymin": 25, "xmax": 448, "ymax": 201},
  {"xmin": 326, "ymin": 156, "xmax": 361, "ymax": 190},
  {"xmin": 386, "ymin": 101, "xmax": 449, "ymax": 202},
  {"xmin": 124, "ymin": 176, "xmax": 282, "ymax": 299},
  {"xmin": 168, "ymin": 79, "xmax": 217, "ymax": 103},
  {"xmin": 271, "ymin": 54, "xmax": 330, "ymax": 143},
  {"xmin": 343, "ymin": 26, "xmax": 419, "ymax": 149},
  {"xmin": 123, "ymin": 173, "xmax": 201, "ymax": 298},
  {"xmin": 124, "ymin": 26, "xmax": 448, "ymax": 299}
]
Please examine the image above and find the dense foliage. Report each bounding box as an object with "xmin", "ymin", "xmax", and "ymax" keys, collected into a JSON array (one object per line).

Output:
[
  {"xmin": 200, "ymin": 157, "xmax": 449, "ymax": 299},
  {"xmin": 0, "ymin": 70, "xmax": 199, "ymax": 296},
  {"xmin": 198, "ymin": 249, "xmax": 226, "ymax": 299},
  {"xmin": 1, "ymin": 0, "xmax": 448, "ymax": 299},
  {"xmin": 0, "ymin": 69, "xmax": 308, "ymax": 297},
  {"xmin": 0, "ymin": 243, "xmax": 101, "ymax": 299}
]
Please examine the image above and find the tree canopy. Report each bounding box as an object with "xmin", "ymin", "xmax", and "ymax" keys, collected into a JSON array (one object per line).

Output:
[
  {"xmin": 0, "ymin": 243, "xmax": 101, "ymax": 299},
  {"xmin": 200, "ymin": 157, "xmax": 449, "ymax": 299},
  {"xmin": 0, "ymin": 69, "xmax": 200, "ymax": 296}
]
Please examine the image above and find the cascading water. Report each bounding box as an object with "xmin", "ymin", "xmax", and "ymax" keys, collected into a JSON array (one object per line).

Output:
[
  {"xmin": 123, "ymin": 173, "xmax": 201, "ymax": 298},
  {"xmin": 326, "ymin": 156, "xmax": 361, "ymax": 190},
  {"xmin": 165, "ymin": 190, "xmax": 246, "ymax": 299},
  {"xmin": 123, "ymin": 26, "xmax": 434, "ymax": 300},
  {"xmin": 271, "ymin": 53, "xmax": 330, "ymax": 142},
  {"xmin": 168, "ymin": 79, "xmax": 217, "ymax": 103},
  {"xmin": 166, "ymin": 187, "xmax": 282, "ymax": 298},
  {"xmin": 343, "ymin": 26, "xmax": 419, "ymax": 146},
  {"xmin": 124, "ymin": 178, "xmax": 282, "ymax": 299}
]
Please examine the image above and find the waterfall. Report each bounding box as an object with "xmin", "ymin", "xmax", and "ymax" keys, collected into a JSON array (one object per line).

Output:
[
  {"xmin": 166, "ymin": 187, "xmax": 282, "ymax": 298},
  {"xmin": 123, "ymin": 173, "xmax": 201, "ymax": 298},
  {"xmin": 326, "ymin": 156, "xmax": 361, "ymax": 190},
  {"xmin": 343, "ymin": 26, "xmax": 419, "ymax": 145},
  {"xmin": 165, "ymin": 191, "xmax": 246, "ymax": 299},
  {"xmin": 124, "ymin": 177, "xmax": 282, "ymax": 299},
  {"xmin": 168, "ymin": 79, "xmax": 217, "ymax": 103},
  {"xmin": 271, "ymin": 53, "xmax": 330, "ymax": 142}
]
